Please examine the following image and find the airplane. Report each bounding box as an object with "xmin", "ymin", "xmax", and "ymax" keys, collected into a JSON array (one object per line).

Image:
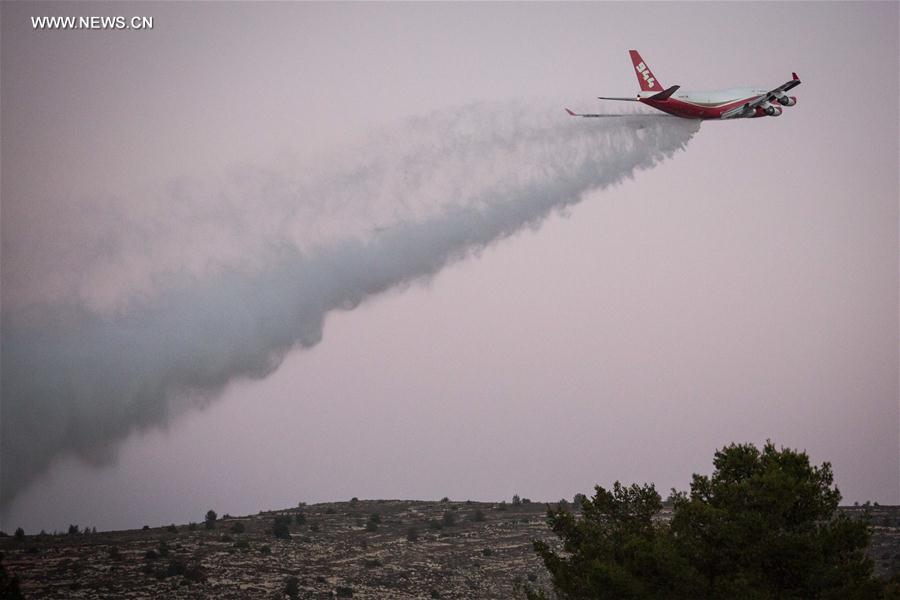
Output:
[{"xmin": 566, "ymin": 50, "xmax": 801, "ymax": 120}]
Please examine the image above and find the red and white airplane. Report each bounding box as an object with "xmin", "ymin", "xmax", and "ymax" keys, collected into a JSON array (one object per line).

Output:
[{"xmin": 566, "ymin": 50, "xmax": 801, "ymax": 120}]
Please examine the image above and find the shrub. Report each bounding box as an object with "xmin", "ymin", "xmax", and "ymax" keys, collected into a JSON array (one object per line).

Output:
[
  {"xmin": 295, "ymin": 512, "xmax": 307, "ymax": 526},
  {"xmin": 471, "ymin": 509, "xmax": 486, "ymax": 522},
  {"xmin": 512, "ymin": 494, "xmax": 522, "ymax": 506},
  {"xmin": 366, "ymin": 513, "xmax": 381, "ymax": 532},
  {"xmin": 325, "ymin": 507, "xmax": 336, "ymax": 514},
  {"xmin": 336, "ymin": 586, "xmax": 353, "ymax": 597},
  {"xmin": 427, "ymin": 519, "xmax": 443, "ymax": 531},
  {"xmin": 285, "ymin": 575, "xmax": 299, "ymax": 599},
  {"xmin": 0, "ymin": 552, "xmax": 23, "ymax": 599},
  {"xmin": 163, "ymin": 557, "xmax": 204, "ymax": 581},
  {"xmin": 68, "ymin": 524, "xmax": 80, "ymax": 535},
  {"xmin": 166, "ymin": 557, "xmax": 186, "ymax": 577},
  {"xmin": 141, "ymin": 525, "xmax": 149, "ymax": 531},
  {"xmin": 234, "ymin": 537, "xmax": 250, "ymax": 550},
  {"xmin": 230, "ymin": 521, "xmax": 245, "ymax": 534},
  {"xmin": 362, "ymin": 557, "xmax": 382, "ymax": 569},
  {"xmin": 430, "ymin": 590, "xmax": 441, "ymax": 599},
  {"xmin": 441, "ymin": 511, "xmax": 456, "ymax": 528},
  {"xmin": 350, "ymin": 497, "xmax": 359, "ymax": 504},
  {"xmin": 482, "ymin": 548, "xmax": 493, "ymax": 557},
  {"xmin": 440, "ymin": 497, "xmax": 450, "ymax": 503},
  {"xmin": 13, "ymin": 528, "xmax": 24, "ymax": 542},
  {"xmin": 144, "ymin": 549, "xmax": 159, "ymax": 560},
  {"xmin": 157, "ymin": 541, "xmax": 170, "ymax": 557},
  {"xmin": 204, "ymin": 510, "xmax": 217, "ymax": 530},
  {"xmin": 166, "ymin": 524, "xmax": 177, "ymax": 534},
  {"xmin": 406, "ymin": 526, "xmax": 419, "ymax": 542},
  {"xmin": 107, "ymin": 546, "xmax": 122, "ymax": 561},
  {"xmin": 272, "ymin": 515, "xmax": 292, "ymax": 540},
  {"xmin": 495, "ymin": 502, "xmax": 508, "ymax": 511},
  {"xmin": 184, "ymin": 563, "xmax": 205, "ymax": 582},
  {"xmin": 260, "ymin": 545, "xmax": 272, "ymax": 555},
  {"xmin": 188, "ymin": 522, "xmax": 197, "ymax": 531}
]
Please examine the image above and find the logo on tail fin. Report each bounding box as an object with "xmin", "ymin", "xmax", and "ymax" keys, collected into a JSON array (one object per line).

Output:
[
  {"xmin": 635, "ymin": 63, "xmax": 656, "ymax": 88},
  {"xmin": 628, "ymin": 50, "xmax": 662, "ymax": 92}
]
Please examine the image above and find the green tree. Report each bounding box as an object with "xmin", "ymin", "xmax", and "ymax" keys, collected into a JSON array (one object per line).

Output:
[
  {"xmin": 205, "ymin": 509, "xmax": 217, "ymax": 530},
  {"xmin": 529, "ymin": 442, "xmax": 888, "ymax": 599},
  {"xmin": 669, "ymin": 442, "xmax": 883, "ymax": 599},
  {"xmin": 530, "ymin": 481, "xmax": 696, "ymax": 599}
]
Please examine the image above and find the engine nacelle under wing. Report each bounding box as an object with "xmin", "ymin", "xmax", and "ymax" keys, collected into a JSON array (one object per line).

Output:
[{"xmin": 754, "ymin": 103, "xmax": 783, "ymax": 117}]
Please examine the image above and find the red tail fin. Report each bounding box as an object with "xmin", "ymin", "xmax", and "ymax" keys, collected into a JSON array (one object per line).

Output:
[{"xmin": 629, "ymin": 50, "xmax": 663, "ymax": 92}]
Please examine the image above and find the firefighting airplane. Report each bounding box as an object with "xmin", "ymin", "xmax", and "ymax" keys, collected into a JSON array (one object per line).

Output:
[{"xmin": 566, "ymin": 50, "xmax": 801, "ymax": 120}]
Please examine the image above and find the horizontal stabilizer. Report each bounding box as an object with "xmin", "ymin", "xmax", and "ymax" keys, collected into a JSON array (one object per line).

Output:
[
  {"xmin": 647, "ymin": 85, "xmax": 679, "ymax": 100},
  {"xmin": 598, "ymin": 96, "xmax": 639, "ymax": 102}
]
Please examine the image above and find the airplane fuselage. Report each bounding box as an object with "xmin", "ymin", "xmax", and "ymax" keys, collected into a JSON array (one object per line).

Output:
[{"xmin": 639, "ymin": 87, "xmax": 785, "ymax": 119}]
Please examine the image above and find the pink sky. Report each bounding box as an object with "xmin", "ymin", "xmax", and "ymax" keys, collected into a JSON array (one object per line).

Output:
[{"xmin": 2, "ymin": 1, "xmax": 897, "ymax": 532}]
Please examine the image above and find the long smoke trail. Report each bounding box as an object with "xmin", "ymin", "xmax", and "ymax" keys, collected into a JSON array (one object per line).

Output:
[{"xmin": 1, "ymin": 103, "xmax": 699, "ymax": 510}]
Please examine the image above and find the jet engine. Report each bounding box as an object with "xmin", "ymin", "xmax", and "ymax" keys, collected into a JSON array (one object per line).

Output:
[
  {"xmin": 764, "ymin": 105, "xmax": 782, "ymax": 117},
  {"xmin": 777, "ymin": 95, "xmax": 797, "ymax": 106}
]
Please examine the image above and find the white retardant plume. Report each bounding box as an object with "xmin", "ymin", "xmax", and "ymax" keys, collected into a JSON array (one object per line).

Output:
[{"xmin": 0, "ymin": 103, "xmax": 700, "ymax": 508}]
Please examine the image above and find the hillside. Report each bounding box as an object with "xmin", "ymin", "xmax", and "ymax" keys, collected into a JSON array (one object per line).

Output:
[
  {"xmin": 2, "ymin": 501, "xmax": 898, "ymax": 599},
  {"xmin": 1, "ymin": 499, "xmax": 556, "ymax": 599}
]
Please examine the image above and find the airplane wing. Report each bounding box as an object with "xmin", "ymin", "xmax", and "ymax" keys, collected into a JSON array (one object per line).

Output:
[
  {"xmin": 565, "ymin": 108, "xmax": 675, "ymax": 118},
  {"xmin": 566, "ymin": 108, "xmax": 630, "ymax": 117},
  {"xmin": 721, "ymin": 73, "xmax": 802, "ymax": 119}
]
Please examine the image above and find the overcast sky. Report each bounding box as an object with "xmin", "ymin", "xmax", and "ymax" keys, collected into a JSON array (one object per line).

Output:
[{"xmin": 2, "ymin": 1, "xmax": 897, "ymax": 533}]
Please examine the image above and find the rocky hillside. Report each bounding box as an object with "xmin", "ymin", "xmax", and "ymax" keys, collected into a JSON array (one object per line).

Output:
[
  {"xmin": 2, "ymin": 501, "xmax": 898, "ymax": 599},
  {"xmin": 1, "ymin": 499, "xmax": 557, "ymax": 599}
]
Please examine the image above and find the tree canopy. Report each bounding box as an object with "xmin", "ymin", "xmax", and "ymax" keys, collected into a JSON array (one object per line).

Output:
[{"xmin": 529, "ymin": 442, "xmax": 893, "ymax": 599}]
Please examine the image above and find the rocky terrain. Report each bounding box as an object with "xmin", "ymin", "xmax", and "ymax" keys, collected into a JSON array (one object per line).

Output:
[
  {"xmin": 1, "ymin": 499, "xmax": 558, "ymax": 599},
  {"xmin": 2, "ymin": 500, "xmax": 898, "ymax": 599}
]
